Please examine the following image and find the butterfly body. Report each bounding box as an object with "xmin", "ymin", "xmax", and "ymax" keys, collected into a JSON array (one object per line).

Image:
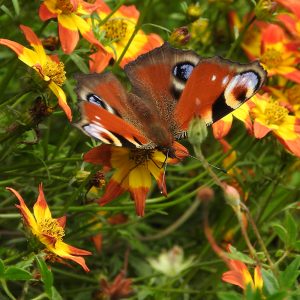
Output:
[{"xmin": 76, "ymin": 43, "xmax": 267, "ymax": 155}]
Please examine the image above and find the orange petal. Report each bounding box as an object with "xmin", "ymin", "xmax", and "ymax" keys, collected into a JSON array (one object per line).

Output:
[
  {"xmin": 262, "ymin": 24, "xmax": 285, "ymax": 45},
  {"xmin": 173, "ymin": 141, "xmax": 189, "ymax": 161},
  {"xmin": 99, "ymin": 179, "xmax": 125, "ymax": 206},
  {"xmin": 57, "ymin": 216, "xmax": 66, "ymax": 228},
  {"xmin": 58, "ymin": 23, "xmax": 79, "ymax": 54},
  {"xmin": 253, "ymin": 121, "xmax": 272, "ymax": 138},
  {"xmin": 89, "ymin": 50, "xmax": 112, "ymax": 73},
  {"xmin": 61, "ymin": 254, "xmax": 90, "ymax": 272},
  {"xmin": 212, "ymin": 118, "xmax": 232, "ymax": 139},
  {"xmin": 278, "ymin": 136, "xmax": 300, "ymax": 157},
  {"xmin": 130, "ymin": 187, "xmax": 149, "ymax": 217},
  {"xmin": 222, "ymin": 270, "xmax": 245, "ymax": 289},
  {"xmin": 6, "ymin": 187, "xmax": 37, "ymax": 229},
  {"xmin": 39, "ymin": 2, "xmax": 57, "ymax": 21},
  {"xmin": 283, "ymin": 69, "xmax": 300, "ymax": 84},
  {"xmin": 84, "ymin": 145, "xmax": 112, "ymax": 167},
  {"xmin": 91, "ymin": 234, "xmax": 103, "ymax": 253},
  {"xmin": 48, "ymin": 81, "xmax": 72, "ymax": 121}
]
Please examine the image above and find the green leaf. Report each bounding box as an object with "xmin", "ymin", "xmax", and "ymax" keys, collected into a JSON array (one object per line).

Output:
[
  {"xmin": 279, "ymin": 257, "xmax": 300, "ymax": 290},
  {"xmin": 266, "ymin": 292, "xmax": 288, "ymax": 300},
  {"xmin": 0, "ymin": 259, "xmax": 5, "ymax": 276},
  {"xmin": 217, "ymin": 291, "xmax": 242, "ymax": 300},
  {"xmin": 69, "ymin": 53, "xmax": 89, "ymax": 74},
  {"xmin": 4, "ymin": 267, "xmax": 32, "ymax": 280},
  {"xmin": 51, "ymin": 287, "xmax": 63, "ymax": 300},
  {"xmin": 272, "ymin": 224, "xmax": 288, "ymax": 245},
  {"xmin": 284, "ymin": 212, "xmax": 298, "ymax": 247},
  {"xmin": 35, "ymin": 256, "xmax": 53, "ymax": 298},
  {"xmin": 261, "ymin": 269, "xmax": 279, "ymax": 295},
  {"xmin": 11, "ymin": 0, "xmax": 19, "ymax": 15},
  {"xmin": 226, "ymin": 245, "xmax": 255, "ymax": 264}
]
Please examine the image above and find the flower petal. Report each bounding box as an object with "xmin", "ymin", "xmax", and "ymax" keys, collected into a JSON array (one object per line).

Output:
[
  {"xmin": 213, "ymin": 115, "xmax": 233, "ymax": 139},
  {"xmin": 99, "ymin": 179, "xmax": 126, "ymax": 206},
  {"xmin": 84, "ymin": 145, "xmax": 112, "ymax": 167},
  {"xmin": 222, "ymin": 270, "xmax": 245, "ymax": 289},
  {"xmin": 48, "ymin": 81, "xmax": 72, "ymax": 121},
  {"xmin": 39, "ymin": 2, "xmax": 57, "ymax": 20},
  {"xmin": 89, "ymin": 50, "xmax": 112, "ymax": 73},
  {"xmin": 33, "ymin": 183, "xmax": 52, "ymax": 223},
  {"xmin": 58, "ymin": 22, "xmax": 79, "ymax": 54},
  {"xmin": 253, "ymin": 121, "xmax": 272, "ymax": 138}
]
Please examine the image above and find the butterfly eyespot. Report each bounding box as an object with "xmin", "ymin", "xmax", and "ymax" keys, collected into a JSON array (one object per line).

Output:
[
  {"xmin": 87, "ymin": 93, "xmax": 116, "ymax": 115},
  {"xmin": 173, "ymin": 62, "xmax": 194, "ymax": 82}
]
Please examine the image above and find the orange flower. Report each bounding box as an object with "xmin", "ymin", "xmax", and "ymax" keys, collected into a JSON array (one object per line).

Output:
[
  {"xmin": 244, "ymin": 23, "xmax": 300, "ymax": 83},
  {"xmin": 89, "ymin": 3, "xmax": 163, "ymax": 72},
  {"xmin": 84, "ymin": 143, "xmax": 188, "ymax": 216},
  {"xmin": 212, "ymin": 102, "xmax": 253, "ymax": 139},
  {"xmin": 0, "ymin": 25, "xmax": 71, "ymax": 120},
  {"xmin": 39, "ymin": 0, "xmax": 104, "ymax": 54},
  {"xmin": 6, "ymin": 184, "xmax": 91, "ymax": 271},
  {"xmin": 222, "ymin": 246, "xmax": 263, "ymax": 291},
  {"xmin": 250, "ymin": 93, "xmax": 300, "ymax": 157}
]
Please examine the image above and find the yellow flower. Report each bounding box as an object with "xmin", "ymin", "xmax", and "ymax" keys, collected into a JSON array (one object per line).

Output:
[
  {"xmin": 39, "ymin": 0, "xmax": 104, "ymax": 54},
  {"xmin": 6, "ymin": 184, "xmax": 91, "ymax": 271},
  {"xmin": 250, "ymin": 93, "xmax": 300, "ymax": 157},
  {"xmin": 84, "ymin": 142, "xmax": 188, "ymax": 216},
  {"xmin": 0, "ymin": 25, "xmax": 71, "ymax": 120},
  {"xmin": 89, "ymin": 3, "xmax": 163, "ymax": 71}
]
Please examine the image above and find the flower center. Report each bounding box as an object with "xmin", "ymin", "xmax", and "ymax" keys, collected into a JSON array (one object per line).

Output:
[
  {"xmin": 56, "ymin": 0, "xmax": 74, "ymax": 14},
  {"xmin": 260, "ymin": 48, "xmax": 283, "ymax": 69},
  {"xmin": 286, "ymin": 85, "xmax": 300, "ymax": 106},
  {"xmin": 39, "ymin": 218, "xmax": 65, "ymax": 241},
  {"xmin": 129, "ymin": 149, "xmax": 154, "ymax": 166},
  {"xmin": 43, "ymin": 61, "xmax": 66, "ymax": 86},
  {"xmin": 264, "ymin": 101, "xmax": 288, "ymax": 125},
  {"xmin": 102, "ymin": 19, "xmax": 128, "ymax": 42}
]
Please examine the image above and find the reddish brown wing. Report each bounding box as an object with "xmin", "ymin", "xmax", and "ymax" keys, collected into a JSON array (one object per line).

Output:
[{"xmin": 174, "ymin": 57, "xmax": 267, "ymax": 130}]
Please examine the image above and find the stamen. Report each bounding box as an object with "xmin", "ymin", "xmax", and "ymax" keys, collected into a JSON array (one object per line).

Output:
[
  {"xmin": 129, "ymin": 148, "xmax": 154, "ymax": 165},
  {"xmin": 56, "ymin": 0, "xmax": 74, "ymax": 14},
  {"xmin": 39, "ymin": 218, "xmax": 65, "ymax": 241},
  {"xmin": 264, "ymin": 101, "xmax": 288, "ymax": 125},
  {"xmin": 43, "ymin": 61, "xmax": 66, "ymax": 86},
  {"xmin": 102, "ymin": 19, "xmax": 128, "ymax": 42},
  {"xmin": 260, "ymin": 48, "xmax": 283, "ymax": 69}
]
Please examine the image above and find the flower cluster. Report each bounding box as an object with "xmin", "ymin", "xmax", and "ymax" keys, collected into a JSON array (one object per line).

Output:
[{"xmin": 213, "ymin": 2, "xmax": 300, "ymax": 159}]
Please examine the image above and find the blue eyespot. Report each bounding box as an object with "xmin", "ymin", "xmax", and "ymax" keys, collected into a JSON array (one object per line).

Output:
[
  {"xmin": 87, "ymin": 94, "xmax": 105, "ymax": 108},
  {"xmin": 173, "ymin": 62, "xmax": 194, "ymax": 82}
]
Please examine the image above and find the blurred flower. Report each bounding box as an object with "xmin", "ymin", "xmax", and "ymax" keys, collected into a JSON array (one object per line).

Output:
[
  {"xmin": 84, "ymin": 143, "xmax": 188, "ymax": 216},
  {"xmin": 187, "ymin": 3, "xmax": 202, "ymax": 21},
  {"xmin": 197, "ymin": 186, "xmax": 214, "ymax": 202},
  {"xmin": 190, "ymin": 18, "xmax": 210, "ymax": 45},
  {"xmin": 169, "ymin": 27, "xmax": 190, "ymax": 47},
  {"xmin": 96, "ymin": 270, "xmax": 133, "ymax": 300},
  {"xmin": 250, "ymin": 93, "xmax": 300, "ymax": 157},
  {"xmin": 148, "ymin": 246, "xmax": 194, "ymax": 277},
  {"xmin": 89, "ymin": 3, "xmax": 163, "ymax": 72},
  {"xmin": 222, "ymin": 245, "xmax": 263, "ymax": 291},
  {"xmin": 39, "ymin": 0, "xmax": 104, "ymax": 54},
  {"xmin": 245, "ymin": 23, "xmax": 300, "ymax": 83},
  {"xmin": 254, "ymin": 0, "xmax": 277, "ymax": 20},
  {"xmin": 6, "ymin": 183, "xmax": 91, "ymax": 271},
  {"xmin": 276, "ymin": 0, "xmax": 300, "ymax": 38},
  {"xmin": 0, "ymin": 25, "xmax": 71, "ymax": 120},
  {"xmin": 212, "ymin": 102, "xmax": 253, "ymax": 139}
]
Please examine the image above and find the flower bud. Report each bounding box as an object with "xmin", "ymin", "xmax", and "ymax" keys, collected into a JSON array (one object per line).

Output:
[
  {"xmin": 187, "ymin": 3, "xmax": 202, "ymax": 21},
  {"xmin": 197, "ymin": 186, "xmax": 214, "ymax": 202},
  {"xmin": 224, "ymin": 184, "xmax": 240, "ymax": 207},
  {"xmin": 254, "ymin": 0, "xmax": 277, "ymax": 20},
  {"xmin": 169, "ymin": 27, "xmax": 190, "ymax": 47},
  {"xmin": 190, "ymin": 18, "xmax": 210, "ymax": 45},
  {"xmin": 188, "ymin": 117, "xmax": 208, "ymax": 147}
]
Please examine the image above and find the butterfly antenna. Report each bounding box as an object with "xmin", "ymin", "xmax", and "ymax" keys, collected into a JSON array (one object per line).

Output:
[{"xmin": 175, "ymin": 149, "xmax": 227, "ymax": 174}]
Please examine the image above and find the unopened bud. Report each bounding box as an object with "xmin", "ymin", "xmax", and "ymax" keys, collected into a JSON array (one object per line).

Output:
[
  {"xmin": 188, "ymin": 117, "xmax": 208, "ymax": 147},
  {"xmin": 224, "ymin": 184, "xmax": 241, "ymax": 209},
  {"xmin": 197, "ymin": 186, "xmax": 214, "ymax": 202},
  {"xmin": 255, "ymin": 0, "xmax": 277, "ymax": 20},
  {"xmin": 169, "ymin": 27, "xmax": 190, "ymax": 47},
  {"xmin": 75, "ymin": 170, "xmax": 90, "ymax": 182},
  {"xmin": 187, "ymin": 3, "xmax": 202, "ymax": 21}
]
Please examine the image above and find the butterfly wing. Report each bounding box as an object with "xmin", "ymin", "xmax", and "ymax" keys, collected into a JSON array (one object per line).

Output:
[
  {"xmin": 76, "ymin": 72, "xmax": 151, "ymax": 148},
  {"xmin": 174, "ymin": 57, "xmax": 267, "ymax": 130}
]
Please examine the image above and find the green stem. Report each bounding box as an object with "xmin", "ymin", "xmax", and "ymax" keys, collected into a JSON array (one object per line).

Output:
[
  {"xmin": 0, "ymin": 279, "xmax": 16, "ymax": 300},
  {"xmin": 113, "ymin": 0, "xmax": 152, "ymax": 69},
  {"xmin": 225, "ymin": 15, "xmax": 256, "ymax": 59},
  {"xmin": 30, "ymin": 293, "xmax": 48, "ymax": 300},
  {"xmin": 98, "ymin": 0, "xmax": 126, "ymax": 25}
]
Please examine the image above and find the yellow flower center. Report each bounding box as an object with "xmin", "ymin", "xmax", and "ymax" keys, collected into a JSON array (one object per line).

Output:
[
  {"xmin": 56, "ymin": 0, "xmax": 74, "ymax": 14},
  {"xmin": 43, "ymin": 61, "xmax": 66, "ymax": 86},
  {"xmin": 102, "ymin": 19, "xmax": 128, "ymax": 42},
  {"xmin": 129, "ymin": 149, "xmax": 155, "ymax": 166},
  {"xmin": 264, "ymin": 101, "xmax": 288, "ymax": 125},
  {"xmin": 260, "ymin": 48, "xmax": 283, "ymax": 69},
  {"xmin": 286, "ymin": 85, "xmax": 300, "ymax": 105},
  {"xmin": 39, "ymin": 218, "xmax": 65, "ymax": 241}
]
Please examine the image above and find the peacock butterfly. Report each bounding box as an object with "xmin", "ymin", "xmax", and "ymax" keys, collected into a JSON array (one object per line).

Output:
[{"xmin": 75, "ymin": 42, "xmax": 267, "ymax": 157}]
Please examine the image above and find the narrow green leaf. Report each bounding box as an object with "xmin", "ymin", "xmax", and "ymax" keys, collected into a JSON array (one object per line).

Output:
[
  {"xmin": 266, "ymin": 292, "xmax": 288, "ymax": 300},
  {"xmin": 69, "ymin": 53, "xmax": 89, "ymax": 74},
  {"xmin": 261, "ymin": 269, "xmax": 279, "ymax": 295},
  {"xmin": 284, "ymin": 212, "xmax": 298, "ymax": 247},
  {"xmin": 11, "ymin": 0, "xmax": 20, "ymax": 16},
  {"xmin": 272, "ymin": 224, "xmax": 288, "ymax": 245},
  {"xmin": 0, "ymin": 260, "xmax": 5, "ymax": 276},
  {"xmin": 35, "ymin": 256, "xmax": 53, "ymax": 298},
  {"xmin": 279, "ymin": 257, "xmax": 300, "ymax": 290},
  {"xmin": 217, "ymin": 291, "xmax": 242, "ymax": 300},
  {"xmin": 0, "ymin": 5, "xmax": 14, "ymax": 18},
  {"xmin": 226, "ymin": 245, "xmax": 255, "ymax": 264},
  {"xmin": 4, "ymin": 267, "xmax": 32, "ymax": 281},
  {"xmin": 51, "ymin": 287, "xmax": 63, "ymax": 300}
]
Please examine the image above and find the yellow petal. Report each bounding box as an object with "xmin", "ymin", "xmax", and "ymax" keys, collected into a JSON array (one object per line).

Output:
[
  {"xmin": 33, "ymin": 183, "xmax": 52, "ymax": 223},
  {"xmin": 57, "ymin": 14, "xmax": 78, "ymax": 31}
]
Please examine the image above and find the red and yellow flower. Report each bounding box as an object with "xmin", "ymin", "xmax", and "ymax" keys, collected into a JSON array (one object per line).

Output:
[
  {"xmin": 244, "ymin": 23, "xmax": 300, "ymax": 83},
  {"xmin": 250, "ymin": 93, "xmax": 300, "ymax": 157},
  {"xmin": 212, "ymin": 102, "xmax": 253, "ymax": 139},
  {"xmin": 6, "ymin": 184, "xmax": 91, "ymax": 271},
  {"xmin": 39, "ymin": 0, "xmax": 104, "ymax": 54},
  {"xmin": 0, "ymin": 25, "xmax": 71, "ymax": 120},
  {"xmin": 84, "ymin": 143, "xmax": 188, "ymax": 217},
  {"xmin": 89, "ymin": 3, "xmax": 163, "ymax": 72},
  {"xmin": 222, "ymin": 246, "xmax": 263, "ymax": 291}
]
